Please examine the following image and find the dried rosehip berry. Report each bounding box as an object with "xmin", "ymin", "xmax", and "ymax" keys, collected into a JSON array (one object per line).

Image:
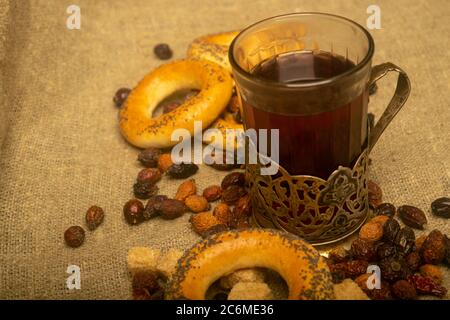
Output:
[
  {"xmin": 359, "ymin": 222, "xmax": 384, "ymax": 242},
  {"xmin": 143, "ymin": 195, "xmax": 168, "ymax": 220},
  {"xmin": 375, "ymin": 203, "xmax": 396, "ymax": 217},
  {"xmin": 420, "ymin": 229, "xmax": 446, "ymax": 264},
  {"xmin": 138, "ymin": 148, "xmax": 162, "ymax": 168},
  {"xmin": 233, "ymin": 194, "xmax": 252, "ymax": 220},
  {"xmin": 420, "ymin": 264, "xmax": 443, "ymax": 284},
  {"xmin": 185, "ymin": 195, "xmax": 210, "ymax": 213},
  {"xmin": 379, "ymin": 255, "xmax": 411, "ymax": 282},
  {"xmin": 351, "ymin": 238, "xmax": 377, "ymax": 261},
  {"xmin": 431, "ymin": 197, "xmax": 450, "ymax": 219},
  {"xmin": 416, "ymin": 235, "xmax": 427, "ymax": 252},
  {"xmin": 407, "ymin": 274, "xmax": 447, "ymax": 297},
  {"xmin": 368, "ymin": 180, "xmax": 382, "ymax": 208},
  {"xmin": 368, "ymin": 282, "xmax": 393, "ymax": 300},
  {"xmin": 64, "ymin": 226, "xmax": 85, "ymax": 248},
  {"xmin": 397, "ymin": 205, "xmax": 427, "ymax": 229},
  {"xmin": 153, "ymin": 43, "xmax": 173, "ymax": 60},
  {"xmin": 330, "ymin": 268, "xmax": 346, "ymax": 284},
  {"xmin": 137, "ymin": 168, "xmax": 161, "ymax": 185},
  {"xmin": 85, "ymin": 205, "xmax": 105, "ymax": 230},
  {"xmin": 190, "ymin": 212, "xmax": 224, "ymax": 237},
  {"xmin": 175, "ymin": 179, "xmax": 197, "ymax": 202},
  {"xmin": 355, "ymin": 274, "xmax": 393, "ymax": 300},
  {"xmin": 221, "ymin": 172, "xmax": 246, "ymax": 190},
  {"xmin": 329, "ymin": 260, "xmax": 369, "ymax": 279},
  {"xmin": 157, "ymin": 153, "xmax": 173, "ymax": 172},
  {"xmin": 213, "ymin": 203, "xmax": 233, "ymax": 226},
  {"xmin": 405, "ymin": 251, "xmax": 421, "ymax": 271},
  {"xmin": 395, "ymin": 227, "xmax": 416, "ymax": 254},
  {"xmin": 113, "ymin": 87, "xmax": 131, "ymax": 108},
  {"xmin": 343, "ymin": 260, "xmax": 370, "ymax": 277},
  {"xmin": 368, "ymin": 215, "xmax": 390, "ymax": 226},
  {"xmin": 377, "ymin": 242, "xmax": 398, "ymax": 260},
  {"xmin": 202, "ymin": 185, "xmax": 222, "ymax": 202},
  {"xmin": 132, "ymin": 271, "xmax": 166, "ymax": 300},
  {"xmin": 123, "ymin": 199, "xmax": 144, "ymax": 225},
  {"xmin": 133, "ymin": 182, "xmax": 158, "ymax": 199},
  {"xmin": 167, "ymin": 163, "xmax": 199, "ymax": 179},
  {"xmin": 222, "ymin": 185, "xmax": 247, "ymax": 205},
  {"xmin": 328, "ymin": 247, "xmax": 352, "ymax": 263},
  {"xmin": 204, "ymin": 151, "xmax": 239, "ymax": 171},
  {"xmin": 383, "ymin": 218, "xmax": 400, "ymax": 243},
  {"xmin": 392, "ymin": 280, "xmax": 417, "ymax": 300},
  {"xmin": 159, "ymin": 199, "xmax": 186, "ymax": 220}
]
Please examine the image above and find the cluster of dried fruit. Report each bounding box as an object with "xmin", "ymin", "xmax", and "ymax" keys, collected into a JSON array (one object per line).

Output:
[
  {"xmin": 121, "ymin": 144, "xmax": 251, "ymax": 238},
  {"xmin": 122, "ymin": 146, "xmax": 201, "ymax": 226},
  {"xmin": 123, "ymin": 169, "xmax": 252, "ymax": 236},
  {"xmin": 188, "ymin": 171, "xmax": 251, "ymax": 237},
  {"xmin": 327, "ymin": 181, "xmax": 449, "ymax": 300},
  {"xmin": 64, "ymin": 205, "xmax": 105, "ymax": 248}
]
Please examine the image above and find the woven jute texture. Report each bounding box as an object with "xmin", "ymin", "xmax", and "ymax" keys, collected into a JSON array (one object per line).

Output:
[{"xmin": 0, "ymin": 0, "xmax": 449, "ymax": 299}]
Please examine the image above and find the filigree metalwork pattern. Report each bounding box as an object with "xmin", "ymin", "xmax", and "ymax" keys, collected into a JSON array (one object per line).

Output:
[{"xmin": 248, "ymin": 149, "xmax": 370, "ymax": 245}]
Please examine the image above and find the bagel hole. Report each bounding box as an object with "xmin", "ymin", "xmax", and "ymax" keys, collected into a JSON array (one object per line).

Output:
[
  {"xmin": 152, "ymin": 89, "xmax": 200, "ymax": 117},
  {"xmin": 204, "ymin": 268, "xmax": 288, "ymax": 300}
]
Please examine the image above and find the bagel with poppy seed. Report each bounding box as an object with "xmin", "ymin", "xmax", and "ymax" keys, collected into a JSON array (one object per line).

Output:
[
  {"xmin": 119, "ymin": 59, "xmax": 233, "ymax": 148},
  {"xmin": 187, "ymin": 31, "xmax": 239, "ymax": 73},
  {"xmin": 166, "ymin": 229, "xmax": 335, "ymax": 300}
]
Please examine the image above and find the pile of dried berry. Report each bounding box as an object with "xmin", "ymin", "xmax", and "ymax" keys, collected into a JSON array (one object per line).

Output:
[
  {"xmin": 326, "ymin": 181, "xmax": 450, "ymax": 300},
  {"xmin": 122, "ymin": 146, "xmax": 199, "ymax": 225},
  {"xmin": 122, "ymin": 143, "xmax": 251, "ymax": 237},
  {"xmin": 189, "ymin": 171, "xmax": 251, "ymax": 237}
]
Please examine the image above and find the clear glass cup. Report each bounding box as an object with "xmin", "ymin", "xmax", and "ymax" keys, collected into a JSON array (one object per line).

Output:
[{"xmin": 229, "ymin": 12, "xmax": 410, "ymax": 179}]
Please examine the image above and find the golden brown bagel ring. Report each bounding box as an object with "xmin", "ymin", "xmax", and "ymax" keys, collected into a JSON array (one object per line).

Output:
[
  {"xmin": 166, "ymin": 229, "xmax": 335, "ymax": 300},
  {"xmin": 187, "ymin": 31, "xmax": 239, "ymax": 73},
  {"xmin": 119, "ymin": 60, "xmax": 233, "ymax": 148}
]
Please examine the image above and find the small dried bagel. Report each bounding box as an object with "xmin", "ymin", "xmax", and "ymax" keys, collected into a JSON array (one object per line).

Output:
[
  {"xmin": 119, "ymin": 59, "xmax": 233, "ymax": 148},
  {"xmin": 166, "ymin": 229, "xmax": 334, "ymax": 300},
  {"xmin": 187, "ymin": 31, "xmax": 239, "ymax": 73}
]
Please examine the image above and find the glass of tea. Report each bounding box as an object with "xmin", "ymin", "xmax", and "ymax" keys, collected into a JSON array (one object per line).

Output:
[
  {"xmin": 230, "ymin": 12, "xmax": 409, "ymax": 179},
  {"xmin": 229, "ymin": 13, "xmax": 411, "ymax": 244}
]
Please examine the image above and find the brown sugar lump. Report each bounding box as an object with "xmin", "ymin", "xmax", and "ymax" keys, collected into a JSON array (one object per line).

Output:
[
  {"xmin": 219, "ymin": 268, "xmax": 266, "ymax": 289},
  {"xmin": 156, "ymin": 249, "xmax": 184, "ymax": 279},
  {"xmin": 227, "ymin": 282, "xmax": 274, "ymax": 300},
  {"xmin": 333, "ymin": 279, "xmax": 370, "ymax": 300},
  {"xmin": 127, "ymin": 247, "xmax": 161, "ymax": 275}
]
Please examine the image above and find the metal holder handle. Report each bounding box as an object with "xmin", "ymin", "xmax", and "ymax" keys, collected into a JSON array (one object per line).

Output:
[{"xmin": 368, "ymin": 62, "xmax": 411, "ymax": 152}]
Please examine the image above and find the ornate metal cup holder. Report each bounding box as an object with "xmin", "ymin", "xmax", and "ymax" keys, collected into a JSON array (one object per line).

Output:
[
  {"xmin": 246, "ymin": 62, "xmax": 411, "ymax": 246},
  {"xmin": 248, "ymin": 148, "xmax": 370, "ymax": 245}
]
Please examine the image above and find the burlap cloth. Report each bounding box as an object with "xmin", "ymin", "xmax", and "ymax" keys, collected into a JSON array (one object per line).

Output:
[{"xmin": 0, "ymin": 0, "xmax": 449, "ymax": 299}]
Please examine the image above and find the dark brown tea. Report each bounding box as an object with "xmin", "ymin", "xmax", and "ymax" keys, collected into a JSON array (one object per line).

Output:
[{"xmin": 242, "ymin": 50, "xmax": 368, "ymax": 179}]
